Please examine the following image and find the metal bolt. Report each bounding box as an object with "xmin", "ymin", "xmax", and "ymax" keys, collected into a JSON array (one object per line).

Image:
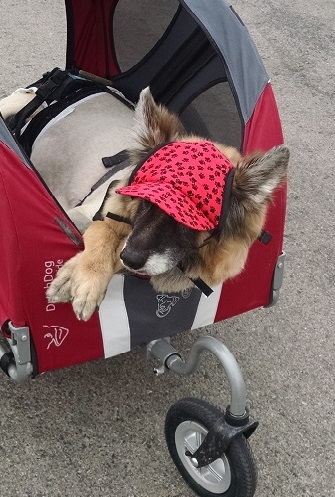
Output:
[
  {"xmin": 277, "ymin": 262, "xmax": 283, "ymax": 269},
  {"xmin": 185, "ymin": 451, "xmax": 199, "ymax": 467},
  {"xmin": 21, "ymin": 335, "xmax": 28, "ymax": 342},
  {"xmin": 153, "ymin": 364, "xmax": 166, "ymax": 375}
]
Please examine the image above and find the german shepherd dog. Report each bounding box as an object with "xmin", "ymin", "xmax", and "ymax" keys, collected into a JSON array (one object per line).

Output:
[{"xmin": 0, "ymin": 87, "xmax": 289, "ymax": 321}]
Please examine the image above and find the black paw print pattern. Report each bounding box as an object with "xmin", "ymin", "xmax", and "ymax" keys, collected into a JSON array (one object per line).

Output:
[{"xmin": 116, "ymin": 141, "xmax": 234, "ymax": 230}]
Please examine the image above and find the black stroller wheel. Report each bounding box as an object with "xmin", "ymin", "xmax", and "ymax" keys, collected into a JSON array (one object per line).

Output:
[{"xmin": 165, "ymin": 398, "xmax": 257, "ymax": 497}]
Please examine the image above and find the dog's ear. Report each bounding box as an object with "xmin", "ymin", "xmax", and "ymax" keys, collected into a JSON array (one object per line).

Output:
[
  {"xmin": 134, "ymin": 87, "xmax": 183, "ymax": 149},
  {"xmin": 232, "ymin": 145, "xmax": 289, "ymax": 208}
]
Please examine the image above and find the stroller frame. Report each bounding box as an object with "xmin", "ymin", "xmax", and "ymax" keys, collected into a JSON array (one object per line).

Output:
[{"xmin": 1, "ymin": 322, "xmax": 249, "ymax": 418}]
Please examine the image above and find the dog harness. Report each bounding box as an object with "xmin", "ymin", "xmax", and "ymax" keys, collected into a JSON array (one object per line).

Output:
[
  {"xmin": 116, "ymin": 141, "xmax": 235, "ymax": 233},
  {"xmin": 8, "ymin": 67, "xmax": 134, "ymax": 157}
]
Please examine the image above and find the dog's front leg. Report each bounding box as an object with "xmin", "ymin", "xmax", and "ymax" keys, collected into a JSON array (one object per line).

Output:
[{"xmin": 47, "ymin": 219, "xmax": 130, "ymax": 321}]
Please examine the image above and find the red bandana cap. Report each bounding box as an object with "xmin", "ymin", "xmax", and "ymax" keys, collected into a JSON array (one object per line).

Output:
[{"xmin": 116, "ymin": 141, "xmax": 235, "ymax": 231}]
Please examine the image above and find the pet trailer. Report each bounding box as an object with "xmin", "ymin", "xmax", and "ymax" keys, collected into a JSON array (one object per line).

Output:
[{"xmin": 0, "ymin": 1, "xmax": 287, "ymax": 496}]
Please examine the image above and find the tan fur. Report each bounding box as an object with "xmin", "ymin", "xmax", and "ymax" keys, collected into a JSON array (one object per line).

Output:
[
  {"xmin": 197, "ymin": 207, "xmax": 266, "ymax": 285},
  {"xmin": 47, "ymin": 221, "xmax": 129, "ymax": 321}
]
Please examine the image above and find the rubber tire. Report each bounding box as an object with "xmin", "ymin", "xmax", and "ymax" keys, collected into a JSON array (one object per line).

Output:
[{"xmin": 165, "ymin": 397, "xmax": 257, "ymax": 497}]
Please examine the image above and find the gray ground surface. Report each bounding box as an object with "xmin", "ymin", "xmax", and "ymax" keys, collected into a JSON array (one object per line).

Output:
[{"xmin": 0, "ymin": 1, "xmax": 334, "ymax": 496}]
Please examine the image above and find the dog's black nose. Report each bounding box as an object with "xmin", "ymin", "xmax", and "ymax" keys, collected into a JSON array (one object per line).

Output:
[{"xmin": 120, "ymin": 247, "xmax": 147, "ymax": 271}]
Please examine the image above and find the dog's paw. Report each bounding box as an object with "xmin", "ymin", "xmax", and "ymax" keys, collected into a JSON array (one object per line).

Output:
[
  {"xmin": 70, "ymin": 278, "xmax": 106, "ymax": 321},
  {"xmin": 47, "ymin": 255, "xmax": 80, "ymax": 303},
  {"xmin": 47, "ymin": 253, "xmax": 108, "ymax": 321}
]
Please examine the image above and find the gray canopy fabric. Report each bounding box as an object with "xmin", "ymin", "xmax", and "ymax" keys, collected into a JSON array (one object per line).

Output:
[{"xmin": 182, "ymin": 0, "xmax": 269, "ymax": 123}]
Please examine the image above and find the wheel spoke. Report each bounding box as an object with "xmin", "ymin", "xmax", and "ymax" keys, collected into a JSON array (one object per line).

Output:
[
  {"xmin": 202, "ymin": 460, "xmax": 224, "ymax": 482},
  {"xmin": 183, "ymin": 426, "xmax": 204, "ymax": 454},
  {"xmin": 184, "ymin": 438, "xmax": 195, "ymax": 455},
  {"xmin": 195, "ymin": 430, "xmax": 203, "ymax": 449}
]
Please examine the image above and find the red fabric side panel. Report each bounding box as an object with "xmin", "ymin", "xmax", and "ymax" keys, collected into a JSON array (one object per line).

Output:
[
  {"xmin": 214, "ymin": 83, "xmax": 286, "ymax": 322},
  {"xmin": 0, "ymin": 143, "xmax": 104, "ymax": 374},
  {"xmin": 0, "ymin": 148, "xmax": 25, "ymax": 327},
  {"xmin": 243, "ymin": 83, "xmax": 284, "ymax": 153},
  {"xmin": 66, "ymin": 0, "xmax": 120, "ymax": 78}
]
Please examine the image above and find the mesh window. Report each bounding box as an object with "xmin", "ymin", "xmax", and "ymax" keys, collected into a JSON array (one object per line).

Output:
[
  {"xmin": 180, "ymin": 82, "xmax": 243, "ymax": 150},
  {"xmin": 113, "ymin": 0, "xmax": 243, "ymax": 150},
  {"xmin": 113, "ymin": 0, "xmax": 179, "ymax": 72}
]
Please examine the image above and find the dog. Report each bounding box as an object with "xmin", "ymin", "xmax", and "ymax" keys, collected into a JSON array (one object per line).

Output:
[{"xmin": 0, "ymin": 86, "xmax": 289, "ymax": 321}]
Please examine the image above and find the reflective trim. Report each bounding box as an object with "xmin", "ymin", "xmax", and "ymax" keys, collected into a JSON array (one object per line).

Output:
[
  {"xmin": 191, "ymin": 282, "xmax": 223, "ymax": 329},
  {"xmin": 98, "ymin": 275, "xmax": 131, "ymax": 358}
]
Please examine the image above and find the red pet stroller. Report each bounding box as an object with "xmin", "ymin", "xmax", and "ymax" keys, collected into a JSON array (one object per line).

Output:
[{"xmin": 0, "ymin": 1, "xmax": 286, "ymax": 496}]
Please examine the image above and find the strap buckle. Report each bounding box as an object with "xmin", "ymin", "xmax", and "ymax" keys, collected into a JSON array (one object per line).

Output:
[{"xmin": 35, "ymin": 68, "xmax": 69, "ymax": 101}]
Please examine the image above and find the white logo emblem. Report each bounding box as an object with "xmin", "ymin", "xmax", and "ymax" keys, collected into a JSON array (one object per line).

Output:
[
  {"xmin": 43, "ymin": 325, "xmax": 69, "ymax": 349},
  {"xmin": 181, "ymin": 288, "xmax": 193, "ymax": 299},
  {"xmin": 156, "ymin": 294, "xmax": 180, "ymax": 318}
]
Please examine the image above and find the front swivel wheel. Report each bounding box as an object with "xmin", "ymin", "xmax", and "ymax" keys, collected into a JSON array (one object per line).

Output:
[{"xmin": 165, "ymin": 398, "xmax": 257, "ymax": 497}]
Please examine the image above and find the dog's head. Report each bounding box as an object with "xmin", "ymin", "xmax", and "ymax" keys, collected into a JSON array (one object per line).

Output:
[{"xmin": 117, "ymin": 88, "xmax": 289, "ymax": 291}]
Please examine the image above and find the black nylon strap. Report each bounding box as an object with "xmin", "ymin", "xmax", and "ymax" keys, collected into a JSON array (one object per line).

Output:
[
  {"xmin": 106, "ymin": 212, "xmax": 132, "ymax": 224},
  {"xmin": 188, "ymin": 276, "xmax": 214, "ymax": 297},
  {"xmin": 257, "ymin": 230, "xmax": 273, "ymax": 245},
  {"xmin": 9, "ymin": 68, "xmax": 70, "ymax": 135},
  {"xmin": 102, "ymin": 150, "xmax": 130, "ymax": 168},
  {"xmin": 10, "ymin": 68, "xmax": 134, "ymax": 156},
  {"xmin": 11, "ymin": 96, "xmax": 45, "ymax": 138},
  {"xmin": 211, "ymin": 167, "xmax": 235, "ymax": 238},
  {"xmin": 177, "ymin": 263, "xmax": 213, "ymax": 297},
  {"xmin": 18, "ymin": 86, "xmax": 106, "ymax": 157}
]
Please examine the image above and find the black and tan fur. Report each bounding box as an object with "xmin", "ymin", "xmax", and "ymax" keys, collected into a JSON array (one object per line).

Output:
[{"xmin": 46, "ymin": 88, "xmax": 289, "ymax": 320}]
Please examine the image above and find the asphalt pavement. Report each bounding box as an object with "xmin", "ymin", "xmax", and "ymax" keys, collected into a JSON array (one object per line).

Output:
[{"xmin": 0, "ymin": 1, "xmax": 334, "ymax": 496}]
